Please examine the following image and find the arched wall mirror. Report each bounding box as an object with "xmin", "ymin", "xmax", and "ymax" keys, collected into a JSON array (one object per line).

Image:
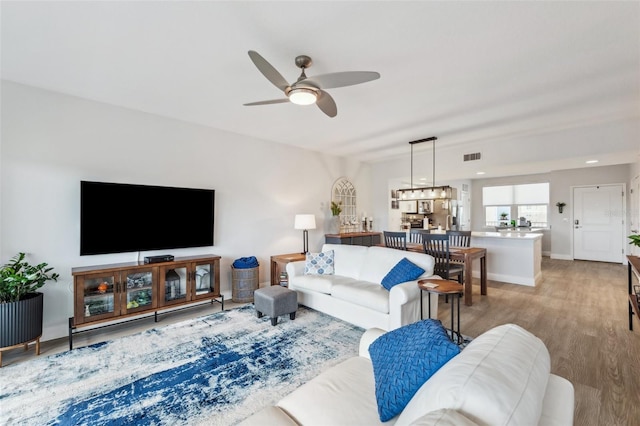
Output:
[{"xmin": 332, "ymin": 177, "xmax": 358, "ymax": 233}]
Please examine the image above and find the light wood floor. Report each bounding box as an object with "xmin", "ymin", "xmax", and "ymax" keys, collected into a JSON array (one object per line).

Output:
[
  {"xmin": 450, "ymin": 257, "xmax": 640, "ymax": 426},
  {"xmin": 3, "ymin": 258, "xmax": 639, "ymax": 425}
]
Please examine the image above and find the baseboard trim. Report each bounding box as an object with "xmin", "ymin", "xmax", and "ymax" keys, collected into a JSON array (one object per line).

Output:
[{"xmin": 550, "ymin": 254, "xmax": 573, "ymax": 260}]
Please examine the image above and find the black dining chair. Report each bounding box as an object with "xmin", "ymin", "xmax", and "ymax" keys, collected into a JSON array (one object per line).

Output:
[
  {"xmin": 384, "ymin": 231, "xmax": 407, "ymax": 250},
  {"xmin": 445, "ymin": 231, "xmax": 470, "ymax": 303},
  {"xmin": 423, "ymin": 234, "xmax": 464, "ymax": 304},
  {"xmin": 409, "ymin": 229, "xmax": 430, "ymax": 244},
  {"xmin": 447, "ymin": 230, "xmax": 471, "ymax": 248}
]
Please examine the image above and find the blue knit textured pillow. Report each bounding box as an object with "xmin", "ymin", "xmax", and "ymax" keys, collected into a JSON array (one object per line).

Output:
[
  {"xmin": 368, "ymin": 320, "xmax": 461, "ymax": 422},
  {"xmin": 381, "ymin": 257, "xmax": 425, "ymax": 290},
  {"xmin": 304, "ymin": 250, "xmax": 335, "ymax": 275}
]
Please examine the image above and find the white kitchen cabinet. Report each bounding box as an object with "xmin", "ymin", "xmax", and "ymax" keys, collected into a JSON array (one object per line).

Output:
[{"xmin": 399, "ymin": 200, "xmax": 418, "ymax": 213}]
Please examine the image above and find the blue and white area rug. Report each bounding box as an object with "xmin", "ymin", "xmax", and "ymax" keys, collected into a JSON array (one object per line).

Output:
[{"xmin": 0, "ymin": 305, "xmax": 363, "ymax": 425}]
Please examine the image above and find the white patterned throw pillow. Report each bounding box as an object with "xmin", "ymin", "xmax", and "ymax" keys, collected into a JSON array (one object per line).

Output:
[{"xmin": 304, "ymin": 250, "xmax": 335, "ymax": 275}]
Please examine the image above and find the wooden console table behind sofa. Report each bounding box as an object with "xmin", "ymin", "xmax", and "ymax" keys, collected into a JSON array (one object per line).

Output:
[{"xmin": 325, "ymin": 232, "xmax": 382, "ymax": 247}]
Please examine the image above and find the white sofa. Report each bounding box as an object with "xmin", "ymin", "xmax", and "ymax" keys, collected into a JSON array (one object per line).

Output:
[
  {"xmin": 240, "ymin": 323, "xmax": 575, "ymax": 425},
  {"xmin": 286, "ymin": 243, "xmax": 439, "ymax": 331}
]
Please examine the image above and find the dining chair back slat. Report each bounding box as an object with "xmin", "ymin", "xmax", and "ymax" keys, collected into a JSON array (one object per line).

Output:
[
  {"xmin": 384, "ymin": 231, "xmax": 407, "ymax": 250},
  {"xmin": 422, "ymin": 233, "xmax": 464, "ymax": 283},
  {"xmin": 409, "ymin": 229, "xmax": 430, "ymax": 244},
  {"xmin": 447, "ymin": 230, "xmax": 471, "ymax": 248}
]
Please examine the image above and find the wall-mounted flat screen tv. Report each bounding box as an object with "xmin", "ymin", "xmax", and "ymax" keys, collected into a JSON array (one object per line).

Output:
[{"xmin": 80, "ymin": 181, "xmax": 215, "ymax": 255}]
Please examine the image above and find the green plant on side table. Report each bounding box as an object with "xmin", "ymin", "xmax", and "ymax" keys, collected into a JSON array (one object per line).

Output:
[
  {"xmin": 629, "ymin": 235, "xmax": 640, "ymax": 253},
  {"xmin": 0, "ymin": 252, "xmax": 59, "ymax": 366}
]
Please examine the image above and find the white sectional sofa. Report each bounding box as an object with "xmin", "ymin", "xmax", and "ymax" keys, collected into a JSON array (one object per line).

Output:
[
  {"xmin": 240, "ymin": 323, "xmax": 575, "ymax": 425},
  {"xmin": 286, "ymin": 243, "xmax": 438, "ymax": 331}
]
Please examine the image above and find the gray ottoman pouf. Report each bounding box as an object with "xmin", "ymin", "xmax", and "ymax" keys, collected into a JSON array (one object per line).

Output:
[{"xmin": 254, "ymin": 286, "xmax": 298, "ymax": 326}]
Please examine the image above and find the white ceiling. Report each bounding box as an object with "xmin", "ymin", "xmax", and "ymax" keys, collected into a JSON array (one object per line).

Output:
[{"xmin": 2, "ymin": 1, "xmax": 639, "ymax": 176}]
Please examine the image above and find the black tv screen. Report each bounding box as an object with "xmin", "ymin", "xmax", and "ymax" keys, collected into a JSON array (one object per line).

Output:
[{"xmin": 80, "ymin": 181, "xmax": 215, "ymax": 255}]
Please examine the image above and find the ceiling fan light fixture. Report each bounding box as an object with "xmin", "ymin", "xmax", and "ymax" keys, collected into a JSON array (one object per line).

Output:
[{"xmin": 288, "ymin": 88, "xmax": 317, "ymax": 105}]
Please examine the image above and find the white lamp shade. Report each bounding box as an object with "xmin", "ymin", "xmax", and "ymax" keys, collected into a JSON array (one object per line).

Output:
[{"xmin": 294, "ymin": 214, "xmax": 316, "ymax": 230}]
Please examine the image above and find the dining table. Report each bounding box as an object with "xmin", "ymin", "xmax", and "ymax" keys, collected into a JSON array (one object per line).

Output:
[{"xmin": 405, "ymin": 242, "xmax": 487, "ymax": 306}]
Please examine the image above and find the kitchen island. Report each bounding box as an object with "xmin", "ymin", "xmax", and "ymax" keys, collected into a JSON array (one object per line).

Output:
[
  {"xmin": 494, "ymin": 227, "xmax": 545, "ymax": 233},
  {"xmin": 470, "ymin": 231, "xmax": 542, "ymax": 286}
]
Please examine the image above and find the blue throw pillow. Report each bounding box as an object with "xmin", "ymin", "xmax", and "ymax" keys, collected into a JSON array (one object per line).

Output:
[
  {"xmin": 368, "ymin": 320, "xmax": 461, "ymax": 422},
  {"xmin": 381, "ymin": 257, "xmax": 425, "ymax": 290}
]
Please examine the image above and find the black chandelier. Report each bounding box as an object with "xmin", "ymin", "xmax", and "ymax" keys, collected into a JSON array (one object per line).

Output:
[{"xmin": 397, "ymin": 136, "xmax": 451, "ymax": 200}]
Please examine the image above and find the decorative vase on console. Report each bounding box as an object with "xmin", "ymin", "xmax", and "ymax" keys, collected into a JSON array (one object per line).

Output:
[{"xmin": 330, "ymin": 216, "xmax": 340, "ymax": 234}]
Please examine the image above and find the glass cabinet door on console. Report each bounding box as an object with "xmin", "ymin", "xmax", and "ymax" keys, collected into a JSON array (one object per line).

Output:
[
  {"xmin": 191, "ymin": 259, "xmax": 220, "ymax": 301},
  {"xmin": 74, "ymin": 271, "xmax": 121, "ymax": 324},
  {"xmin": 158, "ymin": 259, "xmax": 220, "ymax": 307},
  {"xmin": 122, "ymin": 268, "xmax": 158, "ymax": 314},
  {"xmin": 158, "ymin": 263, "xmax": 189, "ymax": 307}
]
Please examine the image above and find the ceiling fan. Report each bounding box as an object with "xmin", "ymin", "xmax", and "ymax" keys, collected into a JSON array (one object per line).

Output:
[{"xmin": 244, "ymin": 50, "xmax": 380, "ymax": 118}]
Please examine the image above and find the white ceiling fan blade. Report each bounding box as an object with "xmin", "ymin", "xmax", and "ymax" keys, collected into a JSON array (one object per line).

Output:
[
  {"xmin": 244, "ymin": 99, "xmax": 290, "ymax": 106},
  {"xmin": 316, "ymin": 90, "xmax": 337, "ymax": 118},
  {"xmin": 248, "ymin": 51, "xmax": 290, "ymax": 92},
  {"xmin": 304, "ymin": 71, "xmax": 380, "ymax": 89}
]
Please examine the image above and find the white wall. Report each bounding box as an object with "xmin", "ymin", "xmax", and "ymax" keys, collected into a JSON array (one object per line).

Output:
[
  {"xmin": 470, "ymin": 164, "xmax": 631, "ymax": 259},
  {"xmin": 0, "ymin": 81, "xmax": 372, "ymax": 340}
]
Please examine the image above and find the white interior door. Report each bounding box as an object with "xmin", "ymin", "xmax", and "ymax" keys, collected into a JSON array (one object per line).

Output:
[
  {"xmin": 631, "ymin": 175, "xmax": 640, "ymax": 256},
  {"xmin": 573, "ymin": 185, "xmax": 624, "ymax": 263}
]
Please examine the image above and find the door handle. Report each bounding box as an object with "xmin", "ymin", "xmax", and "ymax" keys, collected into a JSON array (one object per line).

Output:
[{"xmin": 574, "ymin": 219, "xmax": 579, "ymax": 225}]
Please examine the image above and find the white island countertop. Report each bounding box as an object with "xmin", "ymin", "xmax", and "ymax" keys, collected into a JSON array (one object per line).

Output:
[{"xmin": 471, "ymin": 231, "xmax": 543, "ymax": 240}]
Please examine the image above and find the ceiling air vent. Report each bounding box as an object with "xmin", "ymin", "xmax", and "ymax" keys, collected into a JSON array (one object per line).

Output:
[{"xmin": 463, "ymin": 152, "xmax": 482, "ymax": 162}]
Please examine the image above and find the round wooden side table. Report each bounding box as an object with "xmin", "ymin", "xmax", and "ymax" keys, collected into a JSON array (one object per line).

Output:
[{"xmin": 418, "ymin": 278, "xmax": 464, "ymax": 344}]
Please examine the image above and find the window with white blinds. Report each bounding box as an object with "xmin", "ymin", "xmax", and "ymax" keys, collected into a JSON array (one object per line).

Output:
[{"xmin": 483, "ymin": 183, "xmax": 549, "ymax": 227}]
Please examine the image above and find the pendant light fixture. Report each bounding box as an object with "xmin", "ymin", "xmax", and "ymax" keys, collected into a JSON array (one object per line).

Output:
[
  {"xmin": 433, "ymin": 138, "xmax": 446, "ymax": 197},
  {"xmin": 409, "ymin": 142, "xmax": 416, "ymax": 198},
  {"xmin": 397, "ymin": 136, "xmax": 450, "ymax": 201},
  {"xmin": 407, "ymin": 136, "xmax": 438, "ymax": 197}
]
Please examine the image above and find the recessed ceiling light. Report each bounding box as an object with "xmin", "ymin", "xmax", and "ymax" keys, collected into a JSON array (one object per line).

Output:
[
  {"xmin": 586, "ymin": 160, "xmax": 598, "ymax": 164},
  {"xmin": 476, "ymin": 171, "xmax": 486, "ymax": 175}
]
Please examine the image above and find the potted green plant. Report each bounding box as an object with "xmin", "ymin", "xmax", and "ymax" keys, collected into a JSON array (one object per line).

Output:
[
  {"xmin": 629, "ymin": 235, "xmax": 640, "ymax": 252},
  {"xmin": 330, "ymin": 201, "xmax": 343, "ymax": 234},
  {"xmin": 499, "ymin": 212, "xmax": 508, "ymax": 226},
  {"xmin": 556, "ymin": 202, "xmax": 566, "ymax": 214},
  {"xmin": 330, "ymin": 201, "xmax": 342, "ymax": 216},
  {"xmin": 0, "ymin": 253, "xmax": 59, "ymax": 363}
]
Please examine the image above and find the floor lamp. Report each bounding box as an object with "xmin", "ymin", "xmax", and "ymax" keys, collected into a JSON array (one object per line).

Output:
[{"xmin": 294, "ymin": 214, "xmax": 316, "ymax": 254}]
